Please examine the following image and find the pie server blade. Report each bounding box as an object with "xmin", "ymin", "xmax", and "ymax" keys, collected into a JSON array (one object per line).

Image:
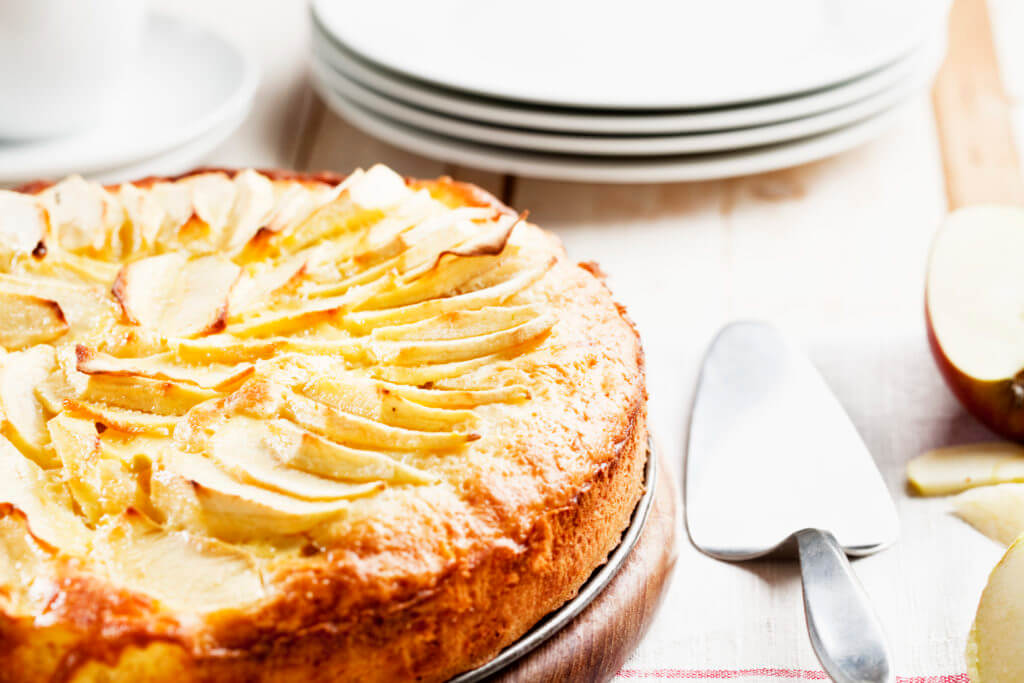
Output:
[{"xmin": 685, "ymin": 321, "xmax": 898, "ymax": 683}]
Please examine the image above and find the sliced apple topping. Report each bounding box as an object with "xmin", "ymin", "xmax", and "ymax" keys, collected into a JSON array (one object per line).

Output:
[
  {"xmin": 261, "ymin": 418, "xmax": 437, "ymax": 486},
  {"xmin": 93, "ymin": 509, "xmax": 265, "ymax": 614},
  {"xmin": 81, "ymin": 373, "xmax": 218, "ymax": 416},
  {"xmin": 0, "ymin": 274, "xmax": 117, "ymax": 337},
  {"xmin": 263, "ymin": 182, "xmax": 341, "ymax": 236},
  {"xmin": 373, "ymin": 380, "xmax": 529, "ymax": 408},
  {"xmin": 278, "ymin": 385, "xmax": 478, "ymax": 451},
  {"xmin": 358, "ymin": 252, "xmax": 506, "ymax": 312},
  {"xmin": 0, "ymin": 345, "xmax": 58, "ymax": 467},
  {"xmin": 38, "ymin": 175, "xmax": 124, "ymax": 253},
  {"xmin": 226, "ymin": 294, "xmax": 356, "ymax": 338},
  {"xmin": 370, "ymin": 304, "xmax": 543, "ymax": 341},
  {"xmin": 346, "ymin": 164, "xmax": 411, "ymax": 210},
  {"xmin": 369, "ymin": 313, "xmax": 555, "ymax": 366},
  {"xmin": 221, "ymin": 169, "xmax": 275, "ymax": 252},
  {"xmin": 46, "ymin": 249, "xmax": 122, "ymax": 285},
  {"xmin": 0, "ymin": 511, "xmax": 54, "ymax": 616},
  {"xmin": 65, "ymin": 400, "xmax": 179, "ymax": 436},
  {"xmin": 297, "ymin": 374, "xmax": 477, "ymax": 431},
  {"xmin": 113, "ymin": 251, "xmax": 241, "ymax": 338},
  {"xmin": 48, "ymin": 413, "xmax": 140, "ymax": 524},
  {"xmin": 148, "ymin": 180, "xmax": 194, "ymax": 248},
  {"xmin": 0, "ymin": 167, "xmax": 561, "ymax": 567},
  {"xmin": 157, "ymin": 448, "xmax": 352, "ymax": 539},
  {"xmin": 199, "ymin": 415, "xmax": 386, "ymax": 500},
  {"xmin": 228, "ymin": 252, "xmax": 308, "ymax": 315},
  {"xmin": 117, "ymin": 182, "xmax": 166, "ymax": 254},
  {"xmin": 183, "ymin": 172, "xmax": 236, "ymax": 244},
  {"xmin": 345, "ymin": 260, "xmax": 550, "ymax": 332},
  {"xmin": 907, "ymin": 443, "xmax": 1024, "ymax": 496},
  {"xmin": 279, "ymin": 196, "xmax": 385, "ymax": 253},
  {"xmin": 367, "ymin": 352, "xmax": 506, "ymax": 385},
  {"xmin": 0, "ymin": 190, "xmax": 46, "ymax": 255},
  {"xmin": 171, "ymin": 335, "xmax": 285, "ymax": 363},
  {"xmin": 76, "ymin": 345, "xmax": 253, "ymax": 391},
  {"xmin": 0, "ymin": 291, "xmax": 68, "ymax": 349},
  {"xmin": 0, "ymin": 433, "xmax": 88, "ymax": 553}
]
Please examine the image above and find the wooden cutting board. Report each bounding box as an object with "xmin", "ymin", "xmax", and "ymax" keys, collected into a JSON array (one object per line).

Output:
[
  {"xmin": 932, "ymin": 0, "xmax": 1024, "ymax": 209},
  {"xmin": 492, "ymin": 449, "xmax": 679, "ymax": 683}
]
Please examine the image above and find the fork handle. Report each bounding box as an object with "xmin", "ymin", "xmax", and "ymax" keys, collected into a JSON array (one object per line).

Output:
[{"xmin": 795, "ymin": 529, "xmax": 894, "ymax": 683}]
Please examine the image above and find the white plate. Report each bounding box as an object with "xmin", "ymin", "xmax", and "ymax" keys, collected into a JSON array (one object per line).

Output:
[
  {"xmin": 311, "ymin": 38, "xmax": 941, "ymax": 157},
  {"xmin": 312, "ymin": 0, "xmax": 949, "ymax": 109},
  {"xmin": 312, "ymin": 23, "xmax": 941, "ymax": 135},
  {"xmin": 313, "ymin": 76, "xmax": 917, "ymax": 184},
  {"xmin": 0, "ymin": 12, "xmax": 259, "ymax": 184}
]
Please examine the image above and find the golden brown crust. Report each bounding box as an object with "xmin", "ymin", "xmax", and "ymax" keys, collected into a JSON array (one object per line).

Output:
[{"xmin": 0, "ymin": 168, "xmax": 647, "ymax": 682}]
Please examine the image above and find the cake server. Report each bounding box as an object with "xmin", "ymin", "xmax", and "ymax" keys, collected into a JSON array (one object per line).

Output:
[{"xmin": 685, "ymin": 321, "xmax": 899, "ymax": 683}]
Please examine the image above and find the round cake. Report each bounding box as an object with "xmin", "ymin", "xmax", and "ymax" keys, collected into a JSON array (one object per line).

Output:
[{"xmin": 0, "ymin": 165, "xmax": 646, "ymax": 682}]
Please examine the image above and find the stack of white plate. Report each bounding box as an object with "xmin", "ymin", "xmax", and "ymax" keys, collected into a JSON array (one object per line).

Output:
[
  {"xmin": 0, "ymin": 13, "xmax": 258, "ymax": 187},
  {"xmin": 310, "ymin": 0, "xmax": 950, "ymax": 183}
]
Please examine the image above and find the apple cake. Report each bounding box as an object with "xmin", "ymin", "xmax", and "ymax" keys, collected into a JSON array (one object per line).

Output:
[{"xmin": 0, "ymin": 165, "xmax": 646, "ymax": 682}]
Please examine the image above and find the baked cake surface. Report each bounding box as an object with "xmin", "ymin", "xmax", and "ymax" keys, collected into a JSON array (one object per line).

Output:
[{"xmin": 0, "ymin": 166, "xmax": 646, "ymax": 682}]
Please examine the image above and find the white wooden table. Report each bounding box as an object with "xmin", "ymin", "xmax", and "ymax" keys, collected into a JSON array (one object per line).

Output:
[{"xmin": 155, "ymin": 1, "xmax": 1024, "ymax": 679}]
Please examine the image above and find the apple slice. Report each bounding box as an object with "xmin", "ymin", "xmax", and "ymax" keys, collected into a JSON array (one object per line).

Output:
[
  {"xmin": 344, "ymin": 260, "xmax": 550, "ymax": 332},
  {"xmin": 0, "ymin": 190, "xmax": 46, "ymax": 255},
  {"xmin": 227, "ymin": 253, "xmax": 307, "ymax": 315},
  {"xmin": 967, "ymin": 535, "xmax": 1024, "ymax": 681},
  {"xmin": 0, "ymin": 292, "xmax": 68, "ymax": 349},
  {"xmin": 370, "ymin": 304, "xmax": 543, "ymax": 341},
  {"xmin": 80, "ymin": 373, "xmax": 218, "ymax": 415},
  {"xmin": 263, "ymin": 418, "xmax": 437, "ymax": 486},
  {"xmin": 200, "ymin": 415, "xmax": 386, "ymax": 500},
  {"xmin": 367, "ymin": 352, "xmax": 503, "ymax": 386},
  {"xmin": 374, "ymin": 380, "xmax": 529, "ymax": 408},
  {"xmin": 0, "ymin": 512, "xmax": 54, "ymax": 615},
  {"xmin": 113, "ymin": 251, "xmax": 241, "ymax": 338},
  {"xmin": 907, "ymin": 443, "xmax": 1024, "ymax": 495},
  {"xmin": 0, "ymin": 345, "xmax": 58, "ymax": 467},
  {"xmin": 0, "ymin": 432, "xmax": 88, "ymax": 553},
  {"xmin": 47, "ymin": 413, "xmax": 139, "ymax": 524},
  {"xmin": 76, "ymin": 345, "xmax": 253, "ymax": 391},
  {"xmin": 926, "ymin": 206, "xmax": 1024, "ymax": 441},
  {"xmin": 277, "ymin": 386, "xmax": 478, "ymax": 451},
  {"xmin": 156, "ymin": 448, "xmax": 352, "ymax": 539},
  {"xmin": 93, "ymin": 509, "xmax": 265, "ymax": 614},
  {"xmin": 221, "ymin": 169, "xmax": 274, "ymax": 252},
  {"xmin": 298, "ymin": 374, "xmax": 478, "ymax": 432},
  {"xmin": 953, "ymin": 483, "xmax": 1024, "ymax": 546},
  {"xmin": 368, "ymin": 313, "xmax": 554, "ymax": 365},
  {"xmin": 64, "ymin": 400, "xmax": 179, "ymax": 436}
]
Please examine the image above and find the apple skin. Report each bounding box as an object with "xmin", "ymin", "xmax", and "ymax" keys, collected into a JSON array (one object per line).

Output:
[{"xmin": 926, "ymin": 300, "xmax": 1024, "ymax": 442}]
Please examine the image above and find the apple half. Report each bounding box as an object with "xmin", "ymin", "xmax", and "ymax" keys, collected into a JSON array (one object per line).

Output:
[{"xmin": 926, "ymin": 206, "xmax": 1024, "ymax": 441}]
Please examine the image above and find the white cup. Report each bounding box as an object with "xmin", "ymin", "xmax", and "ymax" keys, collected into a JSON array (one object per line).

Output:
[{"xmin": 0, "ymin": 0, "xmax": 145, "ymax": 140}]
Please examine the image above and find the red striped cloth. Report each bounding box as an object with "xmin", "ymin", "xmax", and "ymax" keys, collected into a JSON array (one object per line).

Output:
[{"xmin": 616, "ymin": 669, "xmax": 968, "ymax": 682}]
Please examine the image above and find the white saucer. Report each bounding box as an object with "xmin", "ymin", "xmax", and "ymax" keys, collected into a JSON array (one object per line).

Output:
[
  {"xmin": 313, "ymin": 77, "xmax": 917, "ymax": 183},
  {"xmin": 0, "ymin": 12, "xmax": 258, "ymax": 184},
  {"xmin": 312, "ymin": 23, "xmax": 941, "ymax": 135},
  {"xmin": 88, "ymin": 109, "xmax": 249, "ymax": 185},
  {"xmin": 311, "ymin": 37, "xmax": 940, "ymax": 157},
  {"xmin": 313, "ymin": 0, "xmax": 948, "ymax": 109}
]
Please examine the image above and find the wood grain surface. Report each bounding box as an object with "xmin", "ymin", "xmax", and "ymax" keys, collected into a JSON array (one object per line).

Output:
[
  {"xmin": 492, "ymin": 451, "xmax": 679, "ymax": 683},
  {"xmin": 932, "ymin": 0, "xmax": 1024, "ymax": 208}
]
